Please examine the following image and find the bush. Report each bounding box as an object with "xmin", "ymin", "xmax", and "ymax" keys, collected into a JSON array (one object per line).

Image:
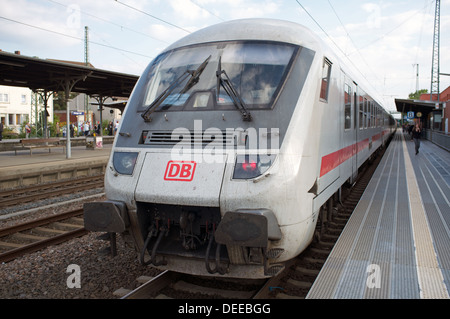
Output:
[{"xmin": 1, "ymin": 126, "xmax": 19, "ymax": 139}]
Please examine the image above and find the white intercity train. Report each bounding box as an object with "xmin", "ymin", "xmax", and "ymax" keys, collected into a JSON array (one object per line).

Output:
[{"xmin": 84, "ymin": 19, "xmax": 396, "ymax": 278}]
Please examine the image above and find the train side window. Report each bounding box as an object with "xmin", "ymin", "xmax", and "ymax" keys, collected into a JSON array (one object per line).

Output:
[
  {"xmin": 359, "ymin": 96, "xmax": 364, "ymax": 129},
  {"xmin": 364, "ymin": 98, "xmax": 368, "ymax": 128},
  {"xmin": 375, "ymin": 104, "xmax": 379, "ymax": 127},
  {"xmin": 377, "ymin": 105, "xmax": 381, "ymax": 127},
  {"xmin": 375, "ymin": 105, "xmax": 378, "ymax": 127},
  {"xmin": 354, "ymin": 92, "xmax": 357, "ymax": 129},
  {"xmin": 320, "ymin": 58, "xmax": 332, "ymax": 101},
  {"xmin": 371, "ymin": 102, "xmax": 375, "ymax": 128},
  {"xmin": 344, "ymin": 83, "xmax": 351, "ymax": 129},
  {"xmin": 372, "ymin": 104, "xmax": 375, "ymax": 127}
]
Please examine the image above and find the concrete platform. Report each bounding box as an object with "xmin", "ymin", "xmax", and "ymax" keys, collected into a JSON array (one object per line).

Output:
[
  {"xmin": 0, "ymin": 143, "xmax": 111, "ymax": 190},
  {"xmin": 307, "ymin": 131, "xmax": 450, "ymax": 299}
]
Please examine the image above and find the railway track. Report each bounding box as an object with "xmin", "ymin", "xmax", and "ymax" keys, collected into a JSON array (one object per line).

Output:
[
  {"xmin": 116, "ymin": 141, "xmax": 387, "ymax": 299},
  {"xmin": 115, "ymin": 145, "xmax": 384, "ymax": 299},
  {"xmin": 0, "ymin": 209, "xmax": 87, "ymax": 263},
  {"xmin": 115, "ymin": 202, "xmax": 349, "ymax": 299},
  {"xmin": 261, "ymin": 144, "xmax": 386, "ymax": 299},
  {"xmin": 115, "ymin": 270, "xmax": 265, "ymax": 299},
  {"xmin": 0, "ymin": 175, "xmax": 104, "ymax": 209}
]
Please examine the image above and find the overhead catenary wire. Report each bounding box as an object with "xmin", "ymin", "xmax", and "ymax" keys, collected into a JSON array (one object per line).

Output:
[
  {"xmin": 295, "ymin": 0, "xmax": 383, "ymax": 100},
  {"xmin": 294, "ymin": 0, "xmax": 344, "ymax": 56},
  {"xmin": 88, "ymin": 28, "xmax": 149, "ymax": 69},
  {"xmin": 0, "ymin": 15, "xmax": 153, "ymax": 59},
  {"xmin": 409, "ymin": 0, "xmax": 433, "ymax": 94},
  {"xmin": 413, "ymin": 0, "xmax": 433, "ymax": 66},
  {"xmin": 346, "ymin": 0, "xmax": 435, "ymax": 55},
  {"xmin": 114, "ymin": 0, "xmax": 192, "ymax": 34},
  {"xmin": 326, "ymin": 0, "xmax": 383, "ymax": 97},
  {"xmin": 190, "ymin": 0, "xmax": 225, "ymax": 22},
  {"xmin": 47, "ymin": 0, "xmax": 170, "ymax": 45},
  {"xmin": 295, "ymin": 0, "xmax": 436, "ymax": 110},
  {"xmin": 327, "ymin": 0, "xmax": 381, "ymax": 78}
]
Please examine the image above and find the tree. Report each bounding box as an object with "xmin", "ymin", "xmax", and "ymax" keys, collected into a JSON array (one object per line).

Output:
[
  {"xmin": 53, "ymin": 91, "xmax": 79, "ymax": 110},
  {"xmin": 408, "ymin": 89, "xmax": 428, "ymax": 100}
]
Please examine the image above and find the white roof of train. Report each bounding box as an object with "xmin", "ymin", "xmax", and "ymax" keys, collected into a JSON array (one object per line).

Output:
[
  {"xmin": 165, "ymin": 18, "xmax": 323, "ymax": 52},
  {"xmin": 162, "ymin": 18, "xmax": 388, "ymax": 112}
]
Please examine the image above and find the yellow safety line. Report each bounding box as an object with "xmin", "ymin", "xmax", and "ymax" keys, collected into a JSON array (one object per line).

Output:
[{"xmin": 401, "ymin": 133, "xmax": 449, "ymax": 299}]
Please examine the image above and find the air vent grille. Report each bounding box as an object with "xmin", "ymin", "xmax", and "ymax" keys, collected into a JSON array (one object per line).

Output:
[{"xmin": 142, "ymin": 130, "xmax": 236, "ymax": 148}]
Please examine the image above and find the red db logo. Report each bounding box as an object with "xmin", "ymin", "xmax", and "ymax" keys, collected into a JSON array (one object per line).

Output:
[{"xmin": 164, "ymin": 161, "xmax": 196, "ymax": 181}]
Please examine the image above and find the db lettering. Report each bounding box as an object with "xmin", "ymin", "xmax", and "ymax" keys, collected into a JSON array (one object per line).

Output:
[{"xmin": 164, "ymin": 161, "xmax": 196, "ymax": 181}]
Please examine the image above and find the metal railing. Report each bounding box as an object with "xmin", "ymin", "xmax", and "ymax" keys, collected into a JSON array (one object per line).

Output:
[{"xmin": 425, "ymin": 129, "xmax": 450, "ymax": 151}]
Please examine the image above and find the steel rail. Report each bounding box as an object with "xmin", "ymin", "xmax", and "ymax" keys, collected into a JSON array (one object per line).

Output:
[
  {"xmin": 0, "ymin": 177, "xmax": 104, "ymax": 208},
  {"xmin": 0, "ymin": 175, "xmax": 104, "ymax": 198},
  {"xmin": 121, "ymin": 270, "xmax": 179, "ymax": 299},
  {"xmin": 0, "ymin": 209, "xmax": 87, "ymax": 263}
]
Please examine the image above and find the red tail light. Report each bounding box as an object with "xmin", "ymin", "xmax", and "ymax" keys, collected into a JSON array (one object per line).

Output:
[
  {"xmin": 242, "ymin": 160, "xmax": 257, "ymax": 171},
  {"xmin": 233, "ymin": 154, "xmax": 276, "ymax": 179}
]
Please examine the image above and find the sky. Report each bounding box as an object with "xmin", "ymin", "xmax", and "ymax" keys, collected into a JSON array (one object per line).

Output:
[{"xmin": 0, "ymin": 0, "xmax": 449, "ymax": 112}]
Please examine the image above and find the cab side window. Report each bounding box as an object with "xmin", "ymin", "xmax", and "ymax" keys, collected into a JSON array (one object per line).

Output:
[
  {"xmin": 344, "ymin": 83, "xmax": 352, "ymax": 130},
  {"xmin": 320, "ymin": 58, "xmax": 332, "ymax": 101}
]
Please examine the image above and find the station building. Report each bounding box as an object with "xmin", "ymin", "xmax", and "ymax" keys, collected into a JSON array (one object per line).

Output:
[
  {"xmin": 0, "ymin": 84, "xmax": 54, "ymax": 134},
  {"xmin": 419, "ymin": 85, "xmax": 450, "ymax": 132},
  {"xmin": 395, "ymin": 85, "xmax": 450, "ymax": 151}
]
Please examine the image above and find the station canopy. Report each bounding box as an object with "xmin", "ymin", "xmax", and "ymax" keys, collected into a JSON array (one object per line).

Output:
[
  {"xmin": 395, "ymin": 98, "xmax": 443, "ymax": 120},
  {"xmin": 0, "ymin": 50, "xmax": 139, "ymax": 98}
]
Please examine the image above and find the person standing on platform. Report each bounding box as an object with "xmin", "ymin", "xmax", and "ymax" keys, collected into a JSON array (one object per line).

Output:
[
  {"xmin": 25, "ymin": 123, "xmax": 31, "ymax": 138},
  {"xmin": 107, "ymin": 121, "xmax": 113, "ymax": 136},
  {"xmin": 412, "ymin": 124, "xmax": 421, "ymax": 155},
  {"xmin": 84, "ymin": 121, "xmax": 90, "ymax": 136},
  {"xmin": 114, "ymin": 120, "xmax": 119, "ymax": 135},
  {"xmin": 95, "ymin": 121, "xmax": 101, "ymax": 136}
]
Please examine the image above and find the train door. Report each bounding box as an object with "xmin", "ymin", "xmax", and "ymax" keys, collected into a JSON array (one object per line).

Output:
[
  {"xmin": 351, "ymin": 82, "xmax": 358, "ymax": 183},
  {"xmin": 343, "ymin": 75, "xmax": 357, "ymax": 184}
]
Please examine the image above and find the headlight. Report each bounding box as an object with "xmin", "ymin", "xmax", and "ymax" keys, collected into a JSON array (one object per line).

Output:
[
  {"xmin": 112, "ymin": 152, "xmax": 138, "ymax": 175},
  {"xmin": 232, "ymin": 154, "xmax": 276, "ymax": 179}
]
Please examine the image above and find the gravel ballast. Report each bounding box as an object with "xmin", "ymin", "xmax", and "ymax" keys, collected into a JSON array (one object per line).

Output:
[{"xmin": 0, "ymin": 194, "xmax": 161, "ymax": 299}]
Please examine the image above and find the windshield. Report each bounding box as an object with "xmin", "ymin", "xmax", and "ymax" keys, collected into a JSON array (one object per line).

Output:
[{"xmin": 139, "ymin": 41, "xmax": 298, "ymax": 112}]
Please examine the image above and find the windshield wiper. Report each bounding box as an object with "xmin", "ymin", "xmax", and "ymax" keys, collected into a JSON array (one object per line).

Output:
[
  {"xmin": 216, "ymin": 56, "xmax": 252, "ymax": 122},
  {"xmin": 141, "ymin": 55, "xmax": 211, "ymax": 122},
  {"xmin": 179, "ymin": 55, "xmax": 211, "ymax": 95}
]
